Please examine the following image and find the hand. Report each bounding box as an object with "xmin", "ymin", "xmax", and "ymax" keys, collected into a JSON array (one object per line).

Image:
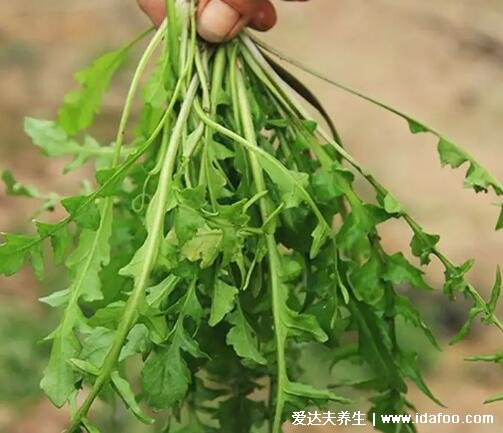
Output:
[{"xmin": 137, "ymin": 0, "xmax": 307, "ymax": 43}]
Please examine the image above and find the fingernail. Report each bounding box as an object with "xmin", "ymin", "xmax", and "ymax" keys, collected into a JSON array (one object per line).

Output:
[
  {"xmin": 197, "ymin": 0, "xmax": 241, "ymax": 43},
  {"xmin": 250, "ymin": 2, "xmax": 277, "ymax": 32}
]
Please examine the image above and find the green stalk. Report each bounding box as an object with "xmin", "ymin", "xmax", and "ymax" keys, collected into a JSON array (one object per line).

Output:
[
  {"xmin": 234, "ymin": 66, "xmax": 287, "ymax": 433},
  {"xmin": 54, "ymin": 18, "xmax": 167, "ymax": 391},
  {"xmin": 68, "ymin": 76, "xmax": 199, "ymax": 433}
]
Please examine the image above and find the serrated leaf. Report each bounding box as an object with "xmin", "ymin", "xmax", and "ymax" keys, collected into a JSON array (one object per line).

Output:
[
  {"xmin": 350, "ymin": 302, "xmax": 406, "ymax": 391},
  {"xmin": 398, "ymin": 351, "xmax": 445, "ymax": 407},
  {"xmin": 24, "ymin": 118, "xmax": 105, "ymax": 172},
  {"xmin": 226, "ymin": 307, "xmax": 266, "ymax": 365},
  {"xmin": 437, "ymin": 138, "xmax": 468, "ymax": 168},
  {"xmin": 2, "ymin": 170, "xmax": 39, "ymax": 197},
  {"xmin": 36, "ymin": 222, "xmax": 71, "ymax": 265},
  {"xmin": 111, "ymin": 371, "xmax": 155, "ymax": 424},
  {"xmin": 174, "ymin": 206, "xmax": 206, "ymax": 244},
  {"xmin": 41, "ymin": 332, "xmax": 80, "ymax": 407},
  {"xmin": 258, "ymin": 155, "xmax": 308, "ymax": 208},
  {"xmin": 436, "ymin": 137, "xmax": 503, "ymax": 195},
  {"xmin": 465, "ymin": 162, "xmax": 503, "ymax": 194},
  {"xmin": 284, "ymin": 307, "xmax": 328, "ymax": 343},
  {"xmin": 209, "ymin": 279, "xmax": 238, "ymax": 326},
  {"xmin": 0, "ymin": 233, "xmax": 39, "ymax": 276},
  {"xmin": 181, "ymin": 227, "xmax": 223, "ymax": 268},
  {"xmin": 394, "ymin": 296, "xmax": 440, "ymax": 350},
  {"xmin": 57, "ymin": 44, "xmax": 132, "ymax": 134},
  {"xmin": 350, "ymin": 252, "xmax": 385, "ymax": 306},
  {"xmin": 66, "ymin": 205, "xmax": 113, "ymax": 303},
  {"xmin": 119, "ymin": 324, "xmax": 151, "ymax": 361},
  {"xmin": 410, "ymin": 229, "xmax": 440, "ymax": 265},
  {"xmin": 80, "ymin": 327, "xmax": 116, "ymax": 368},
  {"xmin": 285, "ymin": 381, "xmax": 351, "ymax": 404},
  {"xmin": 142, "ymin": 344, "xmax": 191, "ymax": 410},
  {"xmin": 383, "ymin": 253, "xmax": 432, "ymax": 291},
  {"xmin": 382, "ymin": 192, "xmax": 404, "ymax": 215},
  {"xmin": 62, "ymin": 195, "xmax": 101, "ymax": 231},
  {"xmin": 311, "ymin": 165, "xmax": 353, "ymax": 203},
  {"xmin": 450, "ymin": 307, "xmax": 483, "ymax": 345},
  {"xmin": 443, "ymin": 259, "xmax": 474, "ymax": 299}
]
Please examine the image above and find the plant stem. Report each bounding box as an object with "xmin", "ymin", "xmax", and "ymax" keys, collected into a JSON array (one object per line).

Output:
[
  {"xmin": 67, "ymin": 77, "xmax": 199, "ymax": 433},
  {"xmin": 234, "ymin": 65, "xmax": 286, "ymax": 433}
]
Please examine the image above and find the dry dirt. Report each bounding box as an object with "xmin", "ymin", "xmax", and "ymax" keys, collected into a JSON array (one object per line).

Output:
[{"xmin": 0, "ymin": 0, "xmax": 502, "ymax": 432}]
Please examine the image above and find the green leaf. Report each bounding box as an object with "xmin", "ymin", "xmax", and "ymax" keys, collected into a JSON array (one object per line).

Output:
[
  {"xmin": 209, "ymin": 279, "xmax": 238, "ymax": 327},
  {"xmin": 283, "ymin": 305, "xmax": 328, "ymax": 343},
  {"xmin": 382, "ymin": 192, "xmax": 404, "ymax": 216},
  {"xmin": 465, "ymin": 352, "xmax": 503, "ymax": 364},
  {"xmin": 259, "ymin": 155, "xmax": 309, "ymax": 208},
  {"xmin": 394, "ymin": 296, "xmax": 440, "ymax": 350},
  {"xmin": 350, "ymin": 252, "xmax": 385, "ymax": 306},
  {"xmin": 488, "ymin": 266, "xmax": 502, "ymax": 314},
  {"xmin": 310, "ymin": 223, "xmax": 330, "ymax": 259},
  {"xmin": 226, "ymin": 307, "xmax": 266, "ymax": 365},
  {"xmin": 111, "ymin": 371, "xmax": 155, "ymax": 425},
  {"xmin": 496, "ymin": 205, "xmax": 503, "ymax": 231},
  {"xmin": 398, "ymin": 351, "xmax": 445, "ymax": 407},
  {"xmin": 142, "ymin": 344, "xmax": 191, "ymax": 410},
  {"xmin": 350, "ymin": 302, "xmax": 406, "ymax": 391},
  {"xmin": 36, "ymin": 222, "xmax": 71, "ymax": 265},
  {"xmin": 408, "ymin": 119, "xmax": 429, "ymax": 134},
  {"xmin": 180, "ymin": 227, "xmax": 223, "ymax": 268},
  {"xmin": 2, "ymin": 170, "xmax": 39, "ymax": 197},
  {"xmin": 174, "ymin": 206, "xmax": 206, "ymax": 244},
  {"xmin": 437, "ymin": 138, "xmax": 468, "ymax": 168},
  {"xmin": 66, "ymin": 207, "xmax": 113, "ymax": 303},
  {"xmin": 443, "ymin": 260, "xmax": 474, "ymax": 299},
  {"xmin": 465, "ymin": 162, "xmax": 503, "ymax": 195},
  {"xmin": 285, "ymin": 381, "xmax": 351, "ymax": 404},
  {"xmin": 311, "ymin": 166, "xmax": 353, "ymax": 203},
  {"xmin": 119, "ymin": 324, "xmax": 151, "ymax": 361},
  {"xmin": 62, "ymin": 195, "xmax": 101, "ymax": 231},
  {"xmin": 40, "ymin": 289, "xmax": 70, "ymax": 308},
  {"xmin": 82, "ymin": 418, "xmax": 102, "ymax": 433},
  {"xmin": 0, "ymin": 233, "xmax": 39, "ymax": 276},
  {"xmin": 484, "ymin": 393, "xmax": 503, "ymax": 404},
  {"xmin": 40, "ymin": 332, "xmax": 80, "ymax": 407},
  {"xmin": 450, "ymin": 307, "xmax": 483, "ymax": 345},
  {"xmin": 29, "ymin": 241, "xmax": 45, "ymax": 280},
  {"xmin": 80, "ymin": 327, "xmax": 116, "ymax": 368},
  {"xmin": 436, "ymin": 137, "xmax": 503, "ymax": 195},
  {"xmin": 68, "ymin": 358, "xmax": 100, "ymax": 376},
  {"xmin": 383, "ymin": 253, "xmax": 432, "ymax": 291},
  {"xmin": 410, "ymin": 229, "xmax": 440, "ymax": 265},
  {"xmin": 57, "ymin": 44, "xmax": 132, "ymax": 135},
  {"xmin": 24, "ymin": 118, "xmax": 106, "ymax": 172}
]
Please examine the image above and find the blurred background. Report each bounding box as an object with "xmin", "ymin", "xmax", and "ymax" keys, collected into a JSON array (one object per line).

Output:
[{"xmin": 0, "ymin": 0, "xmax": 502, "ymax": 432}]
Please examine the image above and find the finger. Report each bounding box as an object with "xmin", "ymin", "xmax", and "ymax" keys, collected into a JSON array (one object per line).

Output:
[
  {"xmin": 197, "ymin": 0, "xmax": 264, "ymax": 43},
  {"xmin": 249, "ymin": 1, "xmax": 277, "ymax": 32},
  {"xmin": 137, "ymin": 0, "xmax": 166, "ymax": 27}
]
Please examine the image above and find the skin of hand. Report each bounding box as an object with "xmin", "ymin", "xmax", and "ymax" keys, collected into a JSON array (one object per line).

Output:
[{"xmin": 137, "ymin": 0, "xmax": 307, "ymax": 43}]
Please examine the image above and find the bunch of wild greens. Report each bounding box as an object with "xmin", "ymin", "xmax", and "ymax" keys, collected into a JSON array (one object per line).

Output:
[{"xmin": 1, "ymin": 0, "xmax": 502, "ymax": 432}]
